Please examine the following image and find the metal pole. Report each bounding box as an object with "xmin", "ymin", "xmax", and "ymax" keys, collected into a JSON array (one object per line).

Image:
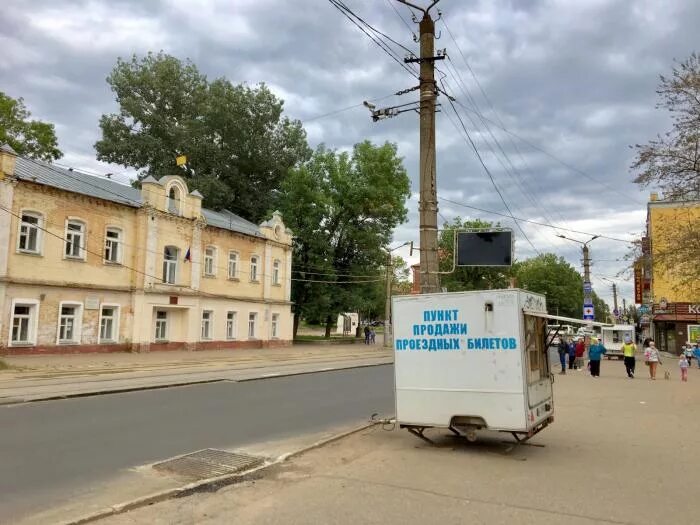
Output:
[
  {"xmin": 384, "ymin": 252, "xmax": 393, "ymax": 347},
  {"xmin": 418, "ymin": 12, "xmax": 440, "ymax": 294},
  {"xmin": 612, "ymin": 283, "xmax": 618, "ymax": 313}
]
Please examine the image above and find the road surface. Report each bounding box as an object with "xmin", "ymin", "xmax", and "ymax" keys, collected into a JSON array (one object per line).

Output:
[{"xmin": 0, "ymin": 365, "xmax": 394, "ymax": 523}]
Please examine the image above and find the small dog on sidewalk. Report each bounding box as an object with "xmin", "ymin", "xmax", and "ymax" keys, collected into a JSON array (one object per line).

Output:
[{"xmin": 664, "ymin": 370, "xmax": 671, "ymax": 380}]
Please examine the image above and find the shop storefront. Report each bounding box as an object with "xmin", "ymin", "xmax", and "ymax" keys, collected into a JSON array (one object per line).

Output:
[{"xmin": 652, "ymin": 301, "xmax": 700, "ymax": 354}]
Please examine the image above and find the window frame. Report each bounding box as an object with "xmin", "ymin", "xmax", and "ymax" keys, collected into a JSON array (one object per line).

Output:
[
  {"xmin": 201, "ymin": 310, "xmax": 213, "ymax": 340},
  {"xmin": 248, "ymin": 312, "xmax": 258, "ymax": 339},
  {"xmin": 64, "ymin": 218, "xmax": 87, "ymax": 261},
  {"xmin": 226, "ymin": 311, "xmax": 237, "ymax": 340},
  {"xmin": 162, "ymin": 246, "xmax": 179, "ymax": 284},
  {"xmin": 16, "ymin": 210, "xmax": 43, "ymax": 255},
  {"xmin": 272, "ymin": 259, "xmax": 281, "ymax": 285},
  {"xmin": 250, "ymin": 255, "xmax": 260, "ymax": 282},
  {"xmin": 103, "ymin": 226, "xmax": 123, "ymax": 265},
  {"xmin": 167, "ymin": 183, "xmax": 184, "ymax": 215},
  {"xmin": 154, "ymin": 310, "xmax": 168, "ymax": 342},
  {"xmin": 98, "ymin": 304, "xmax": 120, "ymax": 344},
  {"xmin": 227, "ymin": 250, "xmax": 239, "ymax": 280},
  {"xmin": 9, "ymin": 298, "xmax": 40, "ymax": 346},
  {"xmin": 203, "ymin": 246, "xmax": 217, "ymax": 277},
  {"xmin": 56, "ymin": 301, "xmax": 83, "ymax": 345},
  {"xmin": 271, "ymin": 313, "xmax": 280, "ymax": 339}
]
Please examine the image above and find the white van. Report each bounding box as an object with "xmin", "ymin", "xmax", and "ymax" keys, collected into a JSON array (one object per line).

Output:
[{"xmin": 393, "ymin": 289, "xmax": 605, "ymax": 443}]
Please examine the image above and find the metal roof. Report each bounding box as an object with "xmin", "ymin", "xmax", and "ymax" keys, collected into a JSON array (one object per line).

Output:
[{"xmin": 13, "ymin": 157, "xmax": 263, "ymax": 238}]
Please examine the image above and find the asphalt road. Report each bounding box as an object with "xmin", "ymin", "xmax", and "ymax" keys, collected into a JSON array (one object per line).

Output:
[{"xmin": 0, "ymin": 365, "xmax": 395, "ymax": 522}]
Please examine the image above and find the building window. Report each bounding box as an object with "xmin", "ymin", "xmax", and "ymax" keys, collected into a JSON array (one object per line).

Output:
[
  {"xmin": 272, "ymin": 260, "xmax": 280, "ymax": 285},
  {"xmin": 248, "ymin": 312, "xmax": 257, "ymax": 339},
  {"xmin": 228, "ymin": 251, "xmax": 239, "ymax": 279},
  {"xmin": 64, "ymin": 219, "xmax": 86, "ymax": 259},
  {"xmin": 17, "ymin": 212, "xmax": 42, "ymax": 254},
  {"xmin": 11, "ymin": 303, "xmax": 37, "ymax": 345},
  {"xmin": 168, "ymin": 186, "xmax": 181, "ymax": 215},
  {"xmin": 155, "ymin": 311, "xmax": 168, "ymax": 341},
  {"xmin": 226, "ymin": 311, "xmax": 237, "ymax": 339},
  {"xmin": 163, "ymin": 246, "xmax": 179, "ymax": 284},
  {"xmin": 201, "ymin": 310, "xmax": 213, "ymax": 340},
  {"xmin": 271, "ymin": 313, "xmax": 279, "ymax": 338},
  {"xmin": 104, "ymin": 228, "xmax": 122, "ymax": 264},
  {"xmin": 250, "ymin": 256, "xmax": 259, "ymax": 282},
  {"xmin": 58, "ymin": 303, "xmax": 82, "ymax": 344},
  {"xmin": 204, "ymin": 246, "xmax": 216, "ymax": 276},
  {"xmin": 99, "ymin": 306, "xmax": 119, "ymax": 342}
]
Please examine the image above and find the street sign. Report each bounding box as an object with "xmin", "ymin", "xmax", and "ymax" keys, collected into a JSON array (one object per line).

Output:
[
  {"xmin": 613, "ymin": 308, "xmax": 620, "ymax": 317},
  {"xmin": 639, "ymin": 305, "xmax": 650, "ymax": 314},
  {"xmin": 583, "ymin": 282, "xmax": 592, "ymax": 293},
  {"xmin": 583, "ymin": 305, "xmax": 595, "ymax": 320}
]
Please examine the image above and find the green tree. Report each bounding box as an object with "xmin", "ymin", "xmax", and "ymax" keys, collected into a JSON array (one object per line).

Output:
[
  {"xmin": 95, "ymin": 52, "xmax": 310, "ymax": 223},
  {"xmin": 276, "ymin": 141, "xmax": 411, "ymax": 338},
  {"xmin": 437, "ymin": 217, "xmax": 513, "ymax": 291},
  {"xmin": 631, "ymin": 52, "xmax": 700, "ymax": 291},
  {"xmin": 590, "ymin": 291, "xmax": 611, "ymax": 323},
  {"xmin": 0, "ymin": 92, "xmax": 62, "ymax": 161},
  {"xmin": 514, "ymin": 253, "xmax": 584, "ymax": 318}
]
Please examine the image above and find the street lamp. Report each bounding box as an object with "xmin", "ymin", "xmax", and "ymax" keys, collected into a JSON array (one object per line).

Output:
[
  {"xmin": 384, "ymin": 241, "xmax": 412, "ymax": 347},
  {"xmin": 557, "ymin": 234, "xmax": 599, "ymax": 321}
]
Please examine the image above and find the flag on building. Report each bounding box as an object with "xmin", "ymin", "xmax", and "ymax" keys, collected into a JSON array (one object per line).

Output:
[{"xmin": 184, "ymin": 247, "xmax": 191, "ymax": 262}]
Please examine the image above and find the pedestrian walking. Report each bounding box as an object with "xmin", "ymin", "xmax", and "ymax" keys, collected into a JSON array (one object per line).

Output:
[
  {"xmin": 575, "ymin": 337, "xmax": 586, "ymax": 370},
  {"xmin": 588, "ymin": 338, "xmax": 607, "ymax": 377},
  {"xmin": 621, "ymin": 335, "xmax": 636, "ymax": 378},
  {"xmin": 693, "ymin": 343, "xmax": 700, "ymax": 369},
  {"xmin": 370, "ymin": 329, "xmax": 376, "ymax": 344},
  {"xmin": 679, "ymin": 354, "xmax": 689, "ymax": 382},
  {"xmin": 556, "ymin": 337, "xmax": 567, "ymax": 374},
  {"xmin": 568, "ymin": 338, "xmax": 577, "ymax": 369},
  {"xmin": 683, "ymin": 344, "xmax": 693, "ymax": 366},
  {"xmin": 364, "ymin": 325, "xmax": 370, "ymax": 345},
  {"xmin": 644, "ymin": 340, "xmax": 661, "ymax": 380}
]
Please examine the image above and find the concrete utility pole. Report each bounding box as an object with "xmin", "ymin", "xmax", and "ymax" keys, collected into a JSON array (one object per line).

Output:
[
  {"xmin": 612, "ymin": 283, "xmax": 618, "ymax": 313},
  {"xmin": 393, "ymin": 0, "xmax": 442, "ymax": 294},
  {"xmin": 557, "ymin": 234, "xmax": 599, "ymax": 319},
  {"xmin": 384, "ymin": 252, "xmax": 393, "ymax": 347}
]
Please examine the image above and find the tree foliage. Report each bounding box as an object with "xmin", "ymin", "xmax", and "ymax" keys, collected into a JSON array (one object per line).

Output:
[
  {"xmin": 275, "ymin": 142, "xmax": 411, "ymax": 337},
  {"xmin": 95, "ymin": 52, "xmax": 310, "ymax": 223},
  {"xmin": 0, "ymin": 91, "xmax": 62, "ymax": 161},
  {"xmin": 513, "ymin": 253, "xmax": 584, "ymax": 319},
  {"xmin": 631, "ymin": 53, "xmax": 700, "ymax": 290}
]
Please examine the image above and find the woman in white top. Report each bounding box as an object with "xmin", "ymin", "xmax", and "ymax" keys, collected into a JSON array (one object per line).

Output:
[{"xmin": 644, "ymin": 341, "xmax": 661, "ymax": 380}]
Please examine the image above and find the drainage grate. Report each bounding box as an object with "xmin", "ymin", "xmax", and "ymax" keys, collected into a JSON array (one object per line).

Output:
[{"xmin": 153, "ymin": 449, "xmax": 265, "ymax": 481}]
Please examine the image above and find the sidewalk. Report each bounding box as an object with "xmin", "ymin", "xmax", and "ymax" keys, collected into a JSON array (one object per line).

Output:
[
  {"xmin": 0, "ymin": 343, "xmax": 392, "ymax": 404},
  {"xmin": 98, "ymin": 360, "xmax": 700, "ymax": 525}
]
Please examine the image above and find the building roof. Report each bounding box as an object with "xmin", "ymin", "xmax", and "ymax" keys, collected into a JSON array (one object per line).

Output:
[{"xmin": 13, "ymin": 157, "xmax": 263, "ymax": 238}]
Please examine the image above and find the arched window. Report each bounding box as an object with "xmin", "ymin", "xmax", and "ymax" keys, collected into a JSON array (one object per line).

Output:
[
  {"xmin": 167, "ymin": 185, "xmax": 181, "ymax": 214},
  {"xmin": 64, "ymin": 219, "xmax": 86, "ymax": 260},
  {"xmin": 204, "ymin": 246, "xmax": 216, "ymax": 276},
  {"xmin": 163, "ymin": 246, "xmax": 179, "ymax": 284},
  {"xmin": 17, "ymin": 211, "xmax": 43, "ymax": 254},
  {"xmin": 250, "ymin": 255, "xmax": 259, "ymax": 282},
  {"xmin": 228, "ymin": 251, "xmax": 239, "ymax": 279},
  {"xmin": 272, "ymin": 259, "xmax": 281, "ymax": 285}
]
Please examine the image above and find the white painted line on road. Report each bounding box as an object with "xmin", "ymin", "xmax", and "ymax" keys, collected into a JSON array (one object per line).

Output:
[
  {"xmin": 261, "ymin": 373, "xmax": 280, "ymax": 377},
  {"xmin": 319, "ymin": 367, "xmax": 335, "ymax": 371}
]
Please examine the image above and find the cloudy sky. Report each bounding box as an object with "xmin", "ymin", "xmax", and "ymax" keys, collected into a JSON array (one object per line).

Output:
[{"xmin": 2, "ymin": 0, "xmax": 697, "ymax": 309}]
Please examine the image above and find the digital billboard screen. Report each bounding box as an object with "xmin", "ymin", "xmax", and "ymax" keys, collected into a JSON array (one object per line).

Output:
[{"xmin": 456, "ymin": 231, "xmax": 513, "ymax": 267}]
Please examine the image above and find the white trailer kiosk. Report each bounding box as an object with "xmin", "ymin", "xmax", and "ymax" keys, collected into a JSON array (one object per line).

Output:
[
  {"xmin": 601, "ymin": 324, "xmax": 635, "ymax": 360},
  {"xmin": 393, "ymin": 289, "xmax": 602, "ymax": 444}
]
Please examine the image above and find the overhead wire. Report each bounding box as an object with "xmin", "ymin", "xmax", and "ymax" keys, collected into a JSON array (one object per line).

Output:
[{"xmin": 438, "ymin": 78, "xmax": 541, "ymax": 255}]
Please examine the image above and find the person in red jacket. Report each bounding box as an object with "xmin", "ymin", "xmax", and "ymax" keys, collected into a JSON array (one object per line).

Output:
[{"xmin": 575, "ymin": 337, "xmax": 586, "ymax": 370}]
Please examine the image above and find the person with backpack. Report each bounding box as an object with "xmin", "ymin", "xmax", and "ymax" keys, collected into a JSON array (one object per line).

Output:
[{"xmin": 621, "ymin": 335, "xmax": 637, "ymax": 378}]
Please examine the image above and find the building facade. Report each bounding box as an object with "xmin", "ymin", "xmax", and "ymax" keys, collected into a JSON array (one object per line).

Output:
[
  {"xmin": 644, "ymin": 194, "xmax": 700, "ymax": 353},
  {"xmin": 0, "ymin": 145, "xmax": 293, "ymax": 354}
]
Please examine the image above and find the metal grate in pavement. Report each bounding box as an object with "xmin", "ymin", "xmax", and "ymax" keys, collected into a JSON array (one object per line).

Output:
[{"xmin": 153, "ymin": 449, "xmax": 265, "ymax": 481}]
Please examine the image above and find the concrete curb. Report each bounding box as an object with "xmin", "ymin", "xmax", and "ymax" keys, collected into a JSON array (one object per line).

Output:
[
  {"xmin": 59, "ymin": 421, "xmax": 378, "ymax": 525},
  {"xmin": 0, "ymin": 360, "xmax": 393, "ymax": 406}
]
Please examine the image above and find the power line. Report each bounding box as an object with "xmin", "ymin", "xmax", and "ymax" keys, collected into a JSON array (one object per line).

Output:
[
  {"xmin": 328, "ymin": 0, "xmax": 418, "ymax": 79},
  {"xmin": 439, "ymin": 78, "xmax": 541, "ymax": 255},
  {"xmin": 385, "ymin": 0, "xmax": 417, "ymax": 41},
  {"xmin": 301, "ymin": 93, "xmax": 396, "ymax": 123},
  {"xmin": 437, "ymin": 196, "xmax": 636, "ymax": 244}
]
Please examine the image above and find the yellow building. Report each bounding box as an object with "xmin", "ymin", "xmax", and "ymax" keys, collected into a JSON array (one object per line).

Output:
[
  {"xmin": 0, "ymin": 145, "xmax": 293, "ymax": 354},
  {"xmin": 645, "ymin": 194, "xmax": 700, "ymax": 353}
]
